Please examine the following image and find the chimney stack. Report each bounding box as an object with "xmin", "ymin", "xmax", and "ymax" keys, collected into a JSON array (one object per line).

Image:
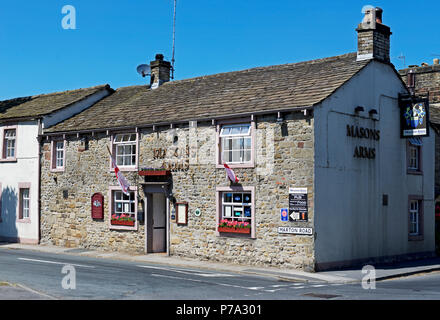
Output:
[
  {"xmin": 150, "ymin": 53, "xmax": 171, "ymax": 89},
  {"xmin": 356, "ymin": 7, "xmax": 392, "ymax": 62}
]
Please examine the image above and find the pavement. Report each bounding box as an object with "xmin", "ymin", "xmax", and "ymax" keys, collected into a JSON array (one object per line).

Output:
[{"xmin": 2, "ymin": 242, "xmax": 440, "ymax": 287}]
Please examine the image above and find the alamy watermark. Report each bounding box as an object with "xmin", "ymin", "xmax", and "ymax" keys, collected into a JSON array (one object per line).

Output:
[
  {"xmin": 61, "ymin": 264, "xmax": 76, "ymax": 290},
  {"xmin": 61, "ymin": 5, "xmax": 76, "ymax": 30},
  {"xmin": 361, "ymin": 265, "xmax": 376, "ymax": 290}
]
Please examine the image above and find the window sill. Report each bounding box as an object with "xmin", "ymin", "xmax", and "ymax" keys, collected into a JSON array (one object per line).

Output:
[
  {"xmin": 216, "ymin": 163, "xmax": 255, "ymax": 169},
  {"xmin": 50, "ymin": 168, "xmax": 65, "ymax": 173},
  {"xmin": 407, "ymin": 170, "xmax": 423, "ymax": 175},
  {"xmin": 109, "ymin": 223, "xmax": 138, "ymax": 231},
  {"xmin": 17, "ymin": 218, "xmax": 31, "ymax": 224},
  {"xmin": 408, "ymin": 234, "xmax": 424, "ymax": 241},
  {"xmin": 0, "ymin": 158, "xmax": 17, "ymax": 163},
  {"xmin": 110, "ymin": 166, "xmax": 138, "ymax": 172}
]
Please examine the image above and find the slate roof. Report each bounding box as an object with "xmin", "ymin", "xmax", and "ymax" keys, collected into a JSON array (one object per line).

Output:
[
  {"xmin": 0, "ymin": 84, "xmax": 111, "ymax": 122},
  {"xmin": 45, "ymin": 52, "xmax": 371, "ymax": 133}
]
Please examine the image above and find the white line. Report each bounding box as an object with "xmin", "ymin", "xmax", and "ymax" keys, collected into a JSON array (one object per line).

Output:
[
  {"xmin": 311, "ymin": 284, "xmax": 328, "ymax": 288},
  {"xmin": 18, "ymin": 257, "xmax": 95, "ymax": 268},
  {"xmin": 137, "ymin": 265, "xmax": 236, "ymax": 277}
]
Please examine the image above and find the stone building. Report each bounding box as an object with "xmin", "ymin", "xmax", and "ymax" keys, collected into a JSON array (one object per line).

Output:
[
  {"xmin": 38, "ymin": 7, "xmax": 435, "ymax": 271},
  {"xmin": 0, "ymin": 85, "xmax": 112, "ymax": 244},
  {"xmin": 399, "ymin": 58, "xmax": 440, "ymax": 253}
]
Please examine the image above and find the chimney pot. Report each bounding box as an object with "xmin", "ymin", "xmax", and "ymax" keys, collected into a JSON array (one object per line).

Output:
[
  {"xmin": 434, "ymin": 58, "xmax": 440, "ymax": 65},
  {"xmin": 375, "ymin": 7, "xmax": 383, "ymax": 24}
]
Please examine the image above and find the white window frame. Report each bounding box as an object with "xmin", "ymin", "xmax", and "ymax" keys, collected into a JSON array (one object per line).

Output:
[
  {"xmin": 108, "ymin": 186, "xmax": 138, "ymax": 231},
  {"xmin": 110, "ymin": 133, "xmax": 138, "ymax": 171},
  {"xmin": 216, "ymin": 120, "xmax": 255, "ymax": 169},
  {"xmin": 1, "ymin": 126, "xmax": 17, "ymax": 161},
  {"xmin": 17, "ymin": 183, "xmax": 31, "ymax": 223},
  {"xmin": 409, "ymin": 200, "xmax": 419, "ymax": 236},
  {"xmin": 216, "ymin": 186, "xmax": 255, "ymax": 238},
  {"xmin": 50, "ymin": 139, "xmax": 66, "ymax": 172}
]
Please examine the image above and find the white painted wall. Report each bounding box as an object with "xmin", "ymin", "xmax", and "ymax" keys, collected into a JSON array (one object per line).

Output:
[
  {"xmin": 314, "ymin": 61, "xmax": 435, "ymax": 268},
  {"xmin": 0, "ymin": 121, "xmax": 40, "ymax": 243}
]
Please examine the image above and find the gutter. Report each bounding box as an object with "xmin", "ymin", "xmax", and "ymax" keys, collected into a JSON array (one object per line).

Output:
[{"xmin": 40, "ymin": 105, "xmax": 314, "ymax": 138}]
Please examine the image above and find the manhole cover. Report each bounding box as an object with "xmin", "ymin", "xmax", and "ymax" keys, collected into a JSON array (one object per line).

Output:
[{"xmin": 302, "ymin": 293, "xmax": 341, "ymax": 299}]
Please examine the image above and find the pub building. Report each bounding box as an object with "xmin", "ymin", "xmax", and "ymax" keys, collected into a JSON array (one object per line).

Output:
[{"xmin": 38, "ymin": 7, "xmax": 435, "ymax": 271}]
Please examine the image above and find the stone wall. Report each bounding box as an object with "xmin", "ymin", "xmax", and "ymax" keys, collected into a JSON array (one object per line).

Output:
[{"xmin": 40, "ymin": 112, "xmax": 315, "ymax": 270}]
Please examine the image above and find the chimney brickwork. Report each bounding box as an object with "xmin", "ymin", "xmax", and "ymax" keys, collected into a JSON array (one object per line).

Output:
[
  {"xmin": 150, "ymin": 53, "xmax": 171, "ymax": 89},
  {"xmin": 356, "ymin": 7, "xmax": 391, "ymax": 63}
]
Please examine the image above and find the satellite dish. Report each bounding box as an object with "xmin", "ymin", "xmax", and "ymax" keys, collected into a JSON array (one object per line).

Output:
[{"xmin": 136, "ymin": 64, "xmax": 151, "ymax": 77}]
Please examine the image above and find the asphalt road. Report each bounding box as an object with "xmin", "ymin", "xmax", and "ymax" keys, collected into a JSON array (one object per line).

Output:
[{"xmin": 1, "ymin": 247, "xmax": 440, "ymax": 300}]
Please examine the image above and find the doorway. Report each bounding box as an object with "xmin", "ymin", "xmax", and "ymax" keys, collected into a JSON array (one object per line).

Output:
[{"xmin": 144, "ymin": 187, "xmax": 169, "ymax": 254}]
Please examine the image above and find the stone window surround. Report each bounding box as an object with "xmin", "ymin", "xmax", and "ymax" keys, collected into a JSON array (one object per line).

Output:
[
  {"xmin": 50, "ymin": 139, "xmax": 66, "ymax": 172},
  {"xmin": 406, "ymin": 140, "xmax": 423, "ymax": 175},
  {"xmin": 216, "ymin": 118, "xmax": 256, "ymax": 169},
  {"xmin": 108, "ymin": 185, "xmax": 138, "ymax": 231},
  {"xmin": 216, "ymin": 186, "xmax": 256, "ymax": 239},
  {"xmin": 408, "ymin": 195, "xmax": 424, "ymax": 241},
  {"xmin": 0, "ymin": 125, "xmax": 18, "ymax": 162},
  {"xmin": 109, "ymin": 131, "xmax": 139, "ymax": 172},
  {"xmin": 17, "ymin": 182, "xmax": 31, "ymax": 223}
]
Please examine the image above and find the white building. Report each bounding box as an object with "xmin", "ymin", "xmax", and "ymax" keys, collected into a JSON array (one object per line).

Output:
[{"xmin": 0, "ymin": 85, "xmax": 112, "ymax": 243}]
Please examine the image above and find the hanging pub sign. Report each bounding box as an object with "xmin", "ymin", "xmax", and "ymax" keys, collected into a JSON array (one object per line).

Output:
[
  {"xmin": 288, "ymin": 187, "xmax": 308, "ymax": 222},
  {"xmin": 399, "ymin": 94, "xmax": 429, "ymax": 138}
]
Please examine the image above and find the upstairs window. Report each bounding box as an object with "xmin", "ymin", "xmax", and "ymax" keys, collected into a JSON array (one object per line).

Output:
[
  {"xmin": 219, "ymin": 124, "xmax": 252, "ymax": 164},
  {"xmin": 407, "ymin": 138, "xmax": 422, "ymax": 174},
  {"xmin": 3, "ymin": 129, "xmax": 16, "ymax": 159},
  {"xmin": 113, "ymin": 133, "xmax": 137, "ymax": 167},
  {"xmin": 51, "ymin": 140, "xmax": 65, "ymax": 171}
]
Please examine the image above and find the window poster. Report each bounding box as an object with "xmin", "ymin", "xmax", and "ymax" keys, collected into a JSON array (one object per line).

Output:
[{"xmin": 224, "ymin": 206, "xmax": 232, "ymax": 218}]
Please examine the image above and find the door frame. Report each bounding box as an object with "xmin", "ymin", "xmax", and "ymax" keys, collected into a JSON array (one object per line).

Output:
[{"xmin": 142, "ymin": 183, "xmax": 170, "ymax": 256}]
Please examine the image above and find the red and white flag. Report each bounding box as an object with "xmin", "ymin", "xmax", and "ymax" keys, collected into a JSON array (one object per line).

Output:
[
  {"xmin": 107, "ymin": 146, "xmax": 130, "ymax": 196},
  {"xmin": 224, "ymin": 163, "xmax": 239, "ymax": 183}
]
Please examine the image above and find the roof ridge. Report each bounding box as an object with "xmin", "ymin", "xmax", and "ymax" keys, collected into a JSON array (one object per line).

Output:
[
  {"xmin": 164, "ymin": 52, "xmax": 358, "ymax": 86},
  {"xmin": 27, "ymin": 84, "xmax": 110, "ymax": 100}
]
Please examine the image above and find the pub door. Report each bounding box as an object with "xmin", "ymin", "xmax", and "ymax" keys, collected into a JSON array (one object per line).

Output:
[{"xmin": 145, "ymin": 192, "xmax": 167, "ymax": 253}]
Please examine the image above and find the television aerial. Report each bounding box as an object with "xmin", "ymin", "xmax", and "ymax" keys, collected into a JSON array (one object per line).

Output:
[{"xmin": 136, "ymin": 64, "xmax": 151, "ymax": 78}]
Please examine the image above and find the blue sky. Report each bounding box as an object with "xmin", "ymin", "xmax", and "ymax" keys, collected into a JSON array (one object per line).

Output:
[{"xmin": 0, "ymin": 0, "xmax": 439, "ymax": 100}]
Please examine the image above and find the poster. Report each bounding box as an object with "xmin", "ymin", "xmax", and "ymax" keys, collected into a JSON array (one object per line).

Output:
[{"xmin": 289, "ymin": 187, "xmax": 308, "ymax": 222}]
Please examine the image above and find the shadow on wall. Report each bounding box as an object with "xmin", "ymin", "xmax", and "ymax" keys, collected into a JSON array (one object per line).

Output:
[{"xmin": 0, "ymin": 186, "xmax": 18, "ymax": 243}]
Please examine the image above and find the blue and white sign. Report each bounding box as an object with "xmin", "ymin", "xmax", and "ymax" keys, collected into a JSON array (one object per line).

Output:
[{"xmin": 281, "ymin": 208, "xmax": 289, "ymax": 222}]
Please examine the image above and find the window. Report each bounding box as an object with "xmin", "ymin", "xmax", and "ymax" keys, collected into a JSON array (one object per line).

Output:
[
  {"xmin": 407, "ymin": 138, "xmax": 422, "ymax": 174},
  {"xmin": 3, "ymin": 129, "xmax": 16, "ymax": 159},
  {"xmin": 408, "ymin": 196, "xmax": 423, "ymax": 241},
  {"xmin": 217, "ymin": 186, "xmax": 255, "ymax": 238},
  {"xmin": 19, "ymin": 188, "xmax": 30, "ymax": 220},
  {"xmin": 113, "ymin": 133, "xmax": 137, "ymax": 168},
  {"xmin": 51, "ymin": 140, "xmax": 65, "ymax": 171},
  {"xmin": 109, "ymin": 186, "xmax": 137, "ymax": 230},
  {"xmin": 219, "ymin": 124, "xmax": 252, "ymax": 164}
]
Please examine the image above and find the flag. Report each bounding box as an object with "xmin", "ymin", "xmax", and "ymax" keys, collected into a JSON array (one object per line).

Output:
[
  {"xmin": 107, "ymin": 146, "xmax": 130, "ymax": 195},
  {"xmin": 224, "ymin": 163, "xmax": 239, "ymax": 183}
]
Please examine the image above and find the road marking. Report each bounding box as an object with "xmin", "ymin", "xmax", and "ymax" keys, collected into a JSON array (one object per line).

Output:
[
  {"xmin": 311, "ymin": 284, "xmax": 328, "ymax": 288},
  {"xmin": 138, "ymin": 265, "xmax": 236, "ymax": 277},
  {"xmin": 18, "ymin": 257, "xmax": 95, "ymax": 268}
]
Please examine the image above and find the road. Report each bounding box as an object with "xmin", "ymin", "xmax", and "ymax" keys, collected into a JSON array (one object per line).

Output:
[{"xmin": 1, "ymin": 247, "xmax": 440, "ymax": 300}]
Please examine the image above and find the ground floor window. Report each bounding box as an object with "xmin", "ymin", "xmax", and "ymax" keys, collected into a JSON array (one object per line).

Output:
[
  {"xmin": 109, "ymin": 187, "xmax": 137, "ymax": 230},
  {"xmin": 408, "ymin": 196, "xmax": 423, "ymax": 241},
  {"xmin": 217, "ymin": 186, "xmax": 255, "ymax": 238},
  {"xmin": 19, "ymin": 187, "xmax": 30, "ymax": 220}
]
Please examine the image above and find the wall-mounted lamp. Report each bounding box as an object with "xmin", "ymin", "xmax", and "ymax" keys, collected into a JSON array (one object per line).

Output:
[
  {"xmin": 355, "ymin": 106, "xmax": 365, "ymax": 113},
  {"xmin": 369, "ymin": 109, "xmax": 378, "ymax": 116},
  {"xmin": 276, "ymin": 112, "xmax": 284, "ymax": 124}
]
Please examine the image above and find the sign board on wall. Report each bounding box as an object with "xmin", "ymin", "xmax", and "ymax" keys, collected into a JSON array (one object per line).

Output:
[
  {"xmin": 278, "ymin": 227, "xmax": 313, "ymax": 235},
  {"xmin": 289, "ymin": 188, "xmax": 308, "ymax": 222},
  {"xmin": 91, "ymin": 193, "xmax": 104, "ymax": 219},
  {"xmin": 399, "ymin": 94, "xmax": 429, "ymax": 138}
]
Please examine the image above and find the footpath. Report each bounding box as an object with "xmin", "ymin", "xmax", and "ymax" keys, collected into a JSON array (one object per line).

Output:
[{"xmin": 2, "ymin": 242, "xmax": 440, "ymax": 299}]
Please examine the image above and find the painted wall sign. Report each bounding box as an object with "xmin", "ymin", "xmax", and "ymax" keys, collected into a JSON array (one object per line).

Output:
[
  {"xmin": 91, "ymin": 193, "xmax": 104, "ymax": 219},
  {"xmin": 399, "ymin": 94, "xmax": 429, "ymax": 138},
  {"xmin": 288, "ymin": 188, "xmax": 308, "ymax": 222},
  {"xmin": 278, "ymin": 227, "xmax": 313, "ymax": 235},
  {"xmin": 346, "ymin": 125, "xmax": 380, "ymax": 160}
]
